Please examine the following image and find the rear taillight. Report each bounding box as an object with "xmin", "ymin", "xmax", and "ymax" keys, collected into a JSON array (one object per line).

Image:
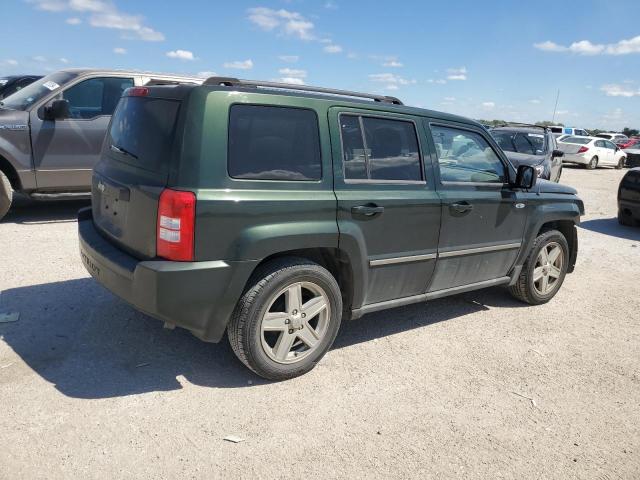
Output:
[
  {"xmin": 125, "ymin": 86, "xmax": 149, "ymax": 97},
  {"xmin": 578, "ymin": 146, "xmax": 589, "ymax": 154},
  {"xmin": 157, "ymin": 188, "xmax": 196, "ymax": 261}
]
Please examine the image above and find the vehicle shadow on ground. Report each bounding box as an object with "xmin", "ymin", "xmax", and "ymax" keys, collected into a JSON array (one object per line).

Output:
[
  {"xmin": 2, "ymin": 198, "xmax": 90, "ymax": 225},
  {"xmin": 0, "ymin": 278, "xmax": 522, "ymax": 399},
  {"xmin": 580, "ymin": 217, "xmax": 640, "ymax": 241}
]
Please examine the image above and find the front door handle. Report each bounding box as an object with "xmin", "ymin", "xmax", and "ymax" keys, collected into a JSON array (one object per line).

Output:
[
  {"xmin": 449, "ymin": 202, "xmax": 473, "ymax": 214},
  {"xmin": 351, "ymin": 204, "xmax": 385, "ymax": 216}
]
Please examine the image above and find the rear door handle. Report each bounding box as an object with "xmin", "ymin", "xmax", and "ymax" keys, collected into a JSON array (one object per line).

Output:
[
  {"xmin": 449, "ymin": 202, "xmax": 473, "ymax": 214},
  {"xmin": 351, "ymin": 204, "xmax": 385, "ymax": 216}
]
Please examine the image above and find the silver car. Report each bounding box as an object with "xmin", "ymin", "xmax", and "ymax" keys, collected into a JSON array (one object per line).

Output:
[{"xmin": 0, "ymin": 69, "xmax": 202, "ymax": 220}]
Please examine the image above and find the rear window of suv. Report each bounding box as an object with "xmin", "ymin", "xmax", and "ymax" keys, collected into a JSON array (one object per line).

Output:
[
  {"xmin": 228, "ymin": 105, "xmax": 321, "ymax": 181},
  {"xmin": 108, "ymin": 96, "xmax": 180, "ymax": 172}
]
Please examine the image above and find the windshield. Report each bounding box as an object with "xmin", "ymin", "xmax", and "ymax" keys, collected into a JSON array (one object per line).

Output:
[
  {"xmin": 0, "ymin": 72, "xmax": 76, "ymax": 110},
  {"xmin": 492, "ymin": 130, "xmax": 546, "ymax": 155}
]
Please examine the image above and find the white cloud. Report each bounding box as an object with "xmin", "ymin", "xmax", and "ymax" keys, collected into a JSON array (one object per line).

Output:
[
  {"xmin": 369, "ymin": 73, "xmax": 416, "ymax": 91},
  {"xmin": 534, "ymin": 35, "xmax": 640, "ymax": 55},
  {"xmin": 278, "ymin": 77, "xmax": 306, "ymax": 85},
  {"xmin": 28, "ymin": 0, "xmax": 164, "ymax": 41},
  {"xmin": 324, "ymin": 1, "xmax": 338, "ymax": 9},
  {"xmin": 1, "ymin": 59, "xmax": 19, "ymax": 66},
  {"xmin": 446, "ymin": 67, "xmax": 467, "ymax": 80},
  {"xmin": 59, "ymin": 57, "xmax": 70, "ymax": 63},
  {"xmin": 529, "ymin": 99, "xmax": 541, "ymax": 104},
  {"xmin": 247, "ymin": 7, "xmax": 315, "ymax": 40},
  {"xmin": 166, "ymin": 49, "xmax": 196, "ymax": 61},
  {"xmin": 601, "ymin": 84, "xmax": 640, "ymax": 97},
  {"xmin": 197, "ymin": 71, "xmax": 217, "ymax": 78},
  {"xmin": 323, "ymin": 44, "xmax": 342, "ymax": 54},
  {"xmin": 278, "ymin": 68, "xmax": 306, "ymax": 78},
  {"xmin": 223, "ymin": 59, "xmax": 253, "ymax": 70},
  {"xmin": 383, "ymin": 60, "xmax": 403, "ymax": 67},
  {"xmin": 481, "ymin": 101, "xmax": 495, "ymax": 108},
  {"xmin": 33, "ymin": 55, "xmax": 46, "ymax": 62},
  {"xmin": 66, "ymin": 17, "xmax": 81, "ymax": 24},
  {"xmin": 428, "ymin": 78, "xmax": 447, "ymax": 85},
  {"xmin": 113, "ymin": 47, "xmax": 127, "ymax": 55},
  {"xmin": 278, "ymin": 55, "xmax": 299, "ymax": 63},
  {"xmin": 444, "ymin": 96, "xmax": 456, "ymax": 102}
]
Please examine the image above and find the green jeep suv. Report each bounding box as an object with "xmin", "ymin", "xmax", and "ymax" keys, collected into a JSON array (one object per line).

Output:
[{"xmin": 78, "ymin": 78, "xmax": 584, "ymax": 380}]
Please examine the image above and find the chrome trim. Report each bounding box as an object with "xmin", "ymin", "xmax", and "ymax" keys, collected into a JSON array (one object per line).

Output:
[
  {"xmin": 438, "ymin": 242, "xmax": 521, "ymax": 258},
  {"xmin": 369, "ymin": 253, "xmax": 437, "ymax": 267}
]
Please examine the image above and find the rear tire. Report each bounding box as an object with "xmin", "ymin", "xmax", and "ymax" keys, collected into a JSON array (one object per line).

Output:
[
  {"xmin": 618, "ymin": 209, "xmax": 634, "ymax": 226},
  {"xmin": 509, "ymin": 229, "xmax": 569, "ymax": 305},
  {"xmin": 228, "ymin": 257, "xmax": 343, "ymax": 381},
  {"xmin": 0, "ymin": 171, "xmax": 13, "ymax": 221},
  {"xmin": 587, "ymin": 156, "xmax": 598, "ymax": 170},
  {"xmin": 616, "ymin": 157, "xmax": 625, "ymax": 169}
]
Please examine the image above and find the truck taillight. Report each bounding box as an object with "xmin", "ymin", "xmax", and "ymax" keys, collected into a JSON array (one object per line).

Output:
[
  {"xmin": 157, "ymin": 188, "xmax": 195, "ymax": 261},
  {"xmin": 578, "ymin": 146, "xmax": 589, "ymax": 153}
]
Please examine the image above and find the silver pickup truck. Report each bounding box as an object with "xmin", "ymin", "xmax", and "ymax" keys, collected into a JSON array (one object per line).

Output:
[{"xmin": 0, "ymin": 69, "xmax": 202, "ymax": 220}]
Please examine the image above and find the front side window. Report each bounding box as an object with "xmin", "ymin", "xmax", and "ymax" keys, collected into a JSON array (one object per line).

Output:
[
  {"xmin": 62, "ymin": 77, "xmax": 134, "ymax": 120},
  {"xmin": 431, "ymin": 125, "xmax": 506, "ymax": 183},
  {"xmin": 340, "ymin": 114, "xmax": 423, "ymax": 182},
  {"xmin": 228, "ymin": 105, "xmax": 321, "ymax": 181}
]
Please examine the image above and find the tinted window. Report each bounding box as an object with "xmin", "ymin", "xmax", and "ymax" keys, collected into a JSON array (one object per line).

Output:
[
  {"xmin": 228, "ymin": 105, "xmax": 321, "ymax": 181},
  {"xmin": 493, "ymin": 130, "xmax": 545, "ymax": 155},
  {"xmin": 341, "ymin": 114, "xmax": 422, "ymax": 182},
  {"xmin": 63, "ymin": 77, "xmax": 134, "ymax": 119},
  {"xmin": 108, "ymin": 96, "xmax": 180, "ymax": 172},
  {"xmin": 431, "ymin": 125, "xmax": 505, "ymax": 183}
]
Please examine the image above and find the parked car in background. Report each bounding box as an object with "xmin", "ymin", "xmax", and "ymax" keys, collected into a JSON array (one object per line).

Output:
[
  {"xmin": 558, "ymin": 136, "xmax": 626, "ymax": 169},
  {"xmin": 623, "ymin": 144, "xmax": 640, "ymax": 168},
  {"xmin": 78, "ymin": 77, "xmax": 584, "ymax": 380},
  {"xmin": 618, "ymin": 137, "xmax": 640, "ymax": 150},
  {"xmin": 550, "ymin": 126, "xmax": 589, "ymax": 138},
  {"xmin": 490, "ymin": 124, "xmax": 564, "ymax": 182},
  {"xmin": 0, "ymin": 75, "xmax": 42, "ymax": 100},
  {"xmin": 596, "ymin": 132, "xmax": 629, "ymax": 144},
  {"xmin": 618, "ymin": 168, "xmax": 640, "ymax": 226},
  {"xmin": 0, "ymin": 68, "xmax": 202, "ymax": 220}
]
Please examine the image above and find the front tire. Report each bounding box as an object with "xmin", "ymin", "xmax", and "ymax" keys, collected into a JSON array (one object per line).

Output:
[
  {"xmin": 228, "ymin": 257, "xmax": 343, "ymax": 380},
  {"xmin": 0, "ymin": 171, "xmax": 13, "ymax": 221},
  {"xmin": 509, "ymin": 229, "xmax": 569, "ymax": 305},
  {"xmin": 587, "ymin": 156, "xmax": 598, "ymax": 170}
]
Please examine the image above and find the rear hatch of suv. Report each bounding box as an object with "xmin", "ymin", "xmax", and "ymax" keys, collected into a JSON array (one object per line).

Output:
[{"xmin": 91, "ymin": 85, "xmax": 191, "ymax": 260}]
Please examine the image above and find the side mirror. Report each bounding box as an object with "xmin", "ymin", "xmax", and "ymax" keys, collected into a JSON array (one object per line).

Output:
[
  {"xmin": 44, "ymin": 99, "xmax": 70, "ymax": 120},
  {"xmin": 514, "ymin": 164, "xmax": 537, "ymax": 189},
  {"xmin": 552, "ymin": 149, "xmax": 564, "ymax": 158}
]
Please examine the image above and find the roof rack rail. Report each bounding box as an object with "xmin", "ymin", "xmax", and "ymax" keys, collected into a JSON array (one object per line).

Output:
[
  {"xmin": 145, "ymin": 78, "xmax": 198, "ymax": 86},
  {"xmin": 202, "ymin": 76, "xmax": 403, "ymax": 105}
]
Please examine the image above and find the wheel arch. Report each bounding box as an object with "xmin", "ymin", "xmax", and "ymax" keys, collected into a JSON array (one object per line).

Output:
[{"xmin": 245, "ymin": 248, "xmax": 357, "ymax": 319}]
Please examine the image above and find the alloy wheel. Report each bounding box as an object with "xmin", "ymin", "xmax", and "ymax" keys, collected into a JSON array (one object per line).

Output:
[
  {"xmin": 532, "ymin": 241, "xmax": 564, "ymax": 296},
  {"xmin": 260, "ymin": 281, "xmax": 331, "ymax": 364}
]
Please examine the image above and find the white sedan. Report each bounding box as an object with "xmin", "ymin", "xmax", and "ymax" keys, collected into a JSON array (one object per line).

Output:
[{"xmin": 557, "ymin": 136, "xmax": 627, "ymax": 170}]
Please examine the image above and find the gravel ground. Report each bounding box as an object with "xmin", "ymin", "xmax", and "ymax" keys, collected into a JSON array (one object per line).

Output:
[{"xmin": 1, "ymin": 167, "xmax": 639, "ymax": 479}]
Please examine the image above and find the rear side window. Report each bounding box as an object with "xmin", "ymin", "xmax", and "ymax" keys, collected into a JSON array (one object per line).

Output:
[
  {"xmin": 108, "ymin": 96, "xmax": 180, "ymax": 172},
  {"xmin": 340, "ymin": 114, "xmax": 423, "ymax": 182},
  {"xmin": 228, "ymin": 105, "xmax": 321, "ymax": 181},
  {"xmin": 63, "ymin": 77, "xmax": 134, "ymax": 119}
]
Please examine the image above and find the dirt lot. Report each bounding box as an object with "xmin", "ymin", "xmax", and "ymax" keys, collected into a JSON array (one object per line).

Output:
[{"xmin": 1, "ymin": 167, "xmax": 639, "ymax": 479}]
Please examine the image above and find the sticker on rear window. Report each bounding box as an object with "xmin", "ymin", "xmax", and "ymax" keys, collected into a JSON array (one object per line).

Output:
[{"xmin": 42, "ymin": 81, "xmax": 60, "ymax": 91}]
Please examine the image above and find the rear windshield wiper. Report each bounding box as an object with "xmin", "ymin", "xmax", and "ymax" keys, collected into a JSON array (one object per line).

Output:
[{"xmin": 110, "ymin": 144, "xmax": 138, "ymax": 159}]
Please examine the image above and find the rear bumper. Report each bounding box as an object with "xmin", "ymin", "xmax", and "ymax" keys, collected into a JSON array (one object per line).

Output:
[
  {"xmin": 562, "ymin": 154, "xmax": 589, "ymax": 165},
  {"xmin": 619, "ymin": 200, "xmax": 640, "ymax": 221},
  {"xmin": 78, "ymin": 208, "xmax": 257, "ymax": 343}
]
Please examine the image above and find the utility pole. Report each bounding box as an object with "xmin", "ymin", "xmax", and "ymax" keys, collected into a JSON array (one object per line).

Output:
[{"xmin": 551, "ymin": 89, "xmax": 560, "ymax": 123}]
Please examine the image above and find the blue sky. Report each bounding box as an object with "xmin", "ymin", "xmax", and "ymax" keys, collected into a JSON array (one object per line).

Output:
[{"xmin": 1, "ymin": 0, "xmax": 639, "ymax": 130}]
